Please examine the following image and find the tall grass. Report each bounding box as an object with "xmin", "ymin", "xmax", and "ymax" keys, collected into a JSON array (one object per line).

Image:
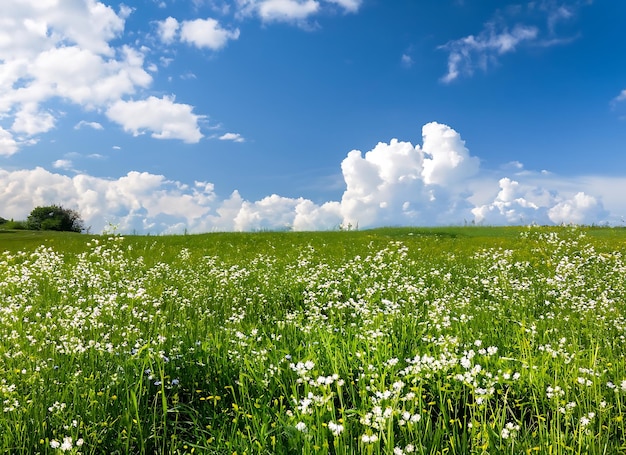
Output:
[{"xmin": 0, "ymin": 227, "xmax": 625, "ymax": 454}]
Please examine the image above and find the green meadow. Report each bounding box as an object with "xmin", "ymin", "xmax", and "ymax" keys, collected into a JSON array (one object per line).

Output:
[{"xmin": 1, "ymin": 226, "xmax": 626, "ymax": 454}]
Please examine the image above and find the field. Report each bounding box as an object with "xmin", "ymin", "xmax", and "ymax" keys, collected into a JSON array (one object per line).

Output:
[{"xmin": 1, "ymin": 226, "xmax": 626, "ymax": 454}]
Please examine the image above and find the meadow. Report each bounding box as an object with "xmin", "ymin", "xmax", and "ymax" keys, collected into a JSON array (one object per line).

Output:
[{"xmin": 1, "ymin": 226, "xmax": 626, "ymax": 454}]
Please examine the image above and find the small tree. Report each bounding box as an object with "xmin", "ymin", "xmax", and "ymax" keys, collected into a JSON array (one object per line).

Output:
[{"xmin": 26, "ymin": 205, "xmax": 85, "ymax": 233}]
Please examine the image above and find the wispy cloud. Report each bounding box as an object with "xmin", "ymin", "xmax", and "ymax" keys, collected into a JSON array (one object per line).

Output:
[
  {"xmin": 439, "ymin": 23, "xmax": 538, "ymax": 83},
  {"xmin": 439, "ymin": 0, "xmax": 591, "ymax": 83}
]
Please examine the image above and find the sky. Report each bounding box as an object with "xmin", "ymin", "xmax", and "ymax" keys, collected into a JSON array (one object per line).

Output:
[{"xmin": 1, "ymin": 0, "xmax": 626, "ymax": 234}]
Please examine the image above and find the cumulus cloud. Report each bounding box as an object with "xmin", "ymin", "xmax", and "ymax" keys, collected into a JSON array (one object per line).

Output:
[
  {"xmin": 11, "ymin": 104, "xmax": 56, "ymax": 136},
  {"xmin": 471, "ymin": 176, "xmax": 608, "ymax": 226},
  {"xmin": 0, "ymin": 122, "xmax": 615, "ymax": 233},
  {"xmin": 52, "ymin": 159, "xmax": 74, "ymax": 171},
  {"xmin": 258, "ymin": 0, "xmax": 320, "ymax": 22},
  {"xmin": 180, "ymin": 18, "xmax": 240, "ymax": 50},
  {"xmin": 0, "ymin": 1, "xmax": 214, "ymax": 154},
  {"xmin": 219, "ymin": 132, "xmax": 245, "ymax": 142},
  {"xmin": 0, "ymin": 127, "xmax": 19, "ymax": 156},
  {"xmin": 106, "ymin": 96, "xmax": 204, "ymax": 143},
  {"xmin": 234, "ymin": 0, "xmax": 361, "ymax": 23},
  {"xmin": 157, "ymin": 16, "xmax": 180, "ymax": 44}
]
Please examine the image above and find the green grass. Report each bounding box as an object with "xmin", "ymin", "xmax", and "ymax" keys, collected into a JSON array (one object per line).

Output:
[{"xmin": 1, "ymin": 226, "xmax": 626, "ymax": 454}]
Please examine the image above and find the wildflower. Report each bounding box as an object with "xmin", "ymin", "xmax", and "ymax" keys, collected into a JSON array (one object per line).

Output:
[
  {"xmin": 50, "ymin": 440, "xmax": 60, "ymax": 449},
  {"xmin": 361, "ymin": 433, "xmax": 378, "ymax": 443},
  {"xmin": 295, "ymin": 421, "xmax": 307, "ymax": 432},
  {"xmin": 501, "ymin": 421, "xmax": 520, "ymax": 440},
  {"xmin": 60, "ymin": 436, "xmax": 73, "ymax": 451},
  {"xmin": 328, "ymin": 421, "xmax": 344, "ymax": 436}
]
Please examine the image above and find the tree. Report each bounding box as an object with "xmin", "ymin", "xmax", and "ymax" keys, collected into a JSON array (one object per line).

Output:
[{"xmin": 26, "ymin": 205, "xmax": 85, "ymax": 233}]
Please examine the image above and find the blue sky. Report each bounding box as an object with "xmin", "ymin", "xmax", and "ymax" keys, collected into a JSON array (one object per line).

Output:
[{"xmin": 1, "ymin": 0, "xmax": 626, "ymax": 233}]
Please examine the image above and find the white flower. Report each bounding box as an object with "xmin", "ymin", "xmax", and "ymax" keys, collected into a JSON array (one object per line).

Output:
[
  {"xmin": 60, "ymin": 436, "xmax": 73, "ymax": 451},
  {"xmin": 50, "ymin": 440, "xmax": 60, "ymax": 449},
  {"xmin": 328, "ymin": 421, "xmax": 344, "ymax": 436},
  {"xmin": 295, "ymin": 421, "xmax": 307, "ymax": 432},
  {"xmin": 361, "ymin": 433, "xmax": 378, "ymax": 443}
]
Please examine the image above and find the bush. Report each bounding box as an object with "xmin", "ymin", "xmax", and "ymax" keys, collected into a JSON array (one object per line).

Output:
[
  {"xmin": 26, "ymin": 205, "xmax": 85, "ymax": 233},
  {"xmin": 3, "ymin": 220, "xmax": 28, "ymax": 230}
]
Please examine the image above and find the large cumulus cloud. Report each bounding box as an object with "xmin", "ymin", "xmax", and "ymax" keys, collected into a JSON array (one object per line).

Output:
[{"xmin": 0, "ymin": 122, "xmax": 614, "ymax": 233}]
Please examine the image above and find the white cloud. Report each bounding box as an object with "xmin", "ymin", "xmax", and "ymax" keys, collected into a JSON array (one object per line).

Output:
[
  {"xmin": 421, "ymin": 122, "xmax": 479, "ymax": 185},
  {"xmin": 323, "ymin": 0, "xmax": 362, "ymax": 13},
  {"xmin": 180, "ymin": 18, "xmax": 240, "ymax": 50},
  {"xmin": 219, "ymin": 132, "xmax": 245, "ymax": 142},
  {"xmin": 11, "ymin": 104, "xmax": 56, "ymax": 135},
  {"xmin": 0, "ymin": 1, "xmax": 214, "ymax": 154},
  {"xmin": 548, "ymin": 192, "xmax": 605, "ymax": 225},
  {"xmin": 75, "ymin": 120, "xmax": 104, "ymax": 130},
  {"xmin": 440, "ymin": 24, "xmax": 538, "ymax": 83},
  {"xmin": 157, "ymin": 16, "xmax": 180, "ymax": 44},
  {"xmin": 613, "ymin": 89, "xmax": 626, "ymax": 104},
  {"xmin": 52, "ymin": 159, "xmax": 74, "ymax": 170},
  {"xmin": 0, "ymin": 127, "xmax": 19, "ymax": 156},
  {"xmin": 237, "ymin": 0, "xmax": 321, "ymax": 23},
  {"xmin": 439, "ymin": 1, "xmax": 591, "ymax": 83},
  {"xmin": 0, "ymin": 122, "xmax": 617, "ymax": 233},
  {"xmin": 401, "ymin": 54, "xmax": 414, "ymax": 68},
  {"xmin": 106, "ymin": 96, "xmax": 204, "ymax": 143}
]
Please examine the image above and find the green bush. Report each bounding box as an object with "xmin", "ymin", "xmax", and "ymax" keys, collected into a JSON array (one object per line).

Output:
[
  {"xmin": 26, "ymin": 205, "xmax": 85, "ymax": 233},
  {"xmin": 2, "ymin": 220, "xmax": 28, "ymax": 230}
]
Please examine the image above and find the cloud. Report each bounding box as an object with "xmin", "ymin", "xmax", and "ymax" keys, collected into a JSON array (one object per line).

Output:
[
  {"xmin": 259, "ymin": 0, "xmax": 320, "ymax": 22},
  {"xmin": 179, "ymin": 18, "xmax": 240, "ymax": 50},
  {"xmin": 236, "ymin": 0, "xmax": 321, "ymax": 23},
  {"xmin": 471, "ymin": 176, "xmax": 608, "ymax": 225},
  {"xmin": 0, "ymin": 122, "xmax": 616, "ymax": 233},
  {"xmin": 11, "ymin": 104, "xmax": 56, "ymax": 136},
  {"xmin": 157, "ymin": 16, "xmax": 180, "ymax": 44},
  {"xmin": 75, "ymin": 120, "xmax": 104, "ymax": 130},
  {"xmin": 323, "ymin": 0, "xmax": 362, "ymax": 13},
  {"xmin": 440, "ymin": 24, "xmax": 538, "ymax": 83},
  {"xmin": 613, "ymin": 89, "xmax": 626, "ymax": 104},
  {"xmin": 52, "ymin": 159, "xmax": 74, "ymax": 171},
  {"xmin": 106, "ymin": 96, "xmax": 204, "ymax": 143},
  {"xmin": 0, "ymin": 127, "xmax": 19, "ymax": 156},
  {"xmin": 219, "ymin": 132, "xmax": 245, "ymax": 142},
  {"xmin": 439, "ymin": 1, "xmax": 591, "ymax": 83},
  {"xmin": 0, "ymin": 1, "xmax": 214, "ymax": 154}
]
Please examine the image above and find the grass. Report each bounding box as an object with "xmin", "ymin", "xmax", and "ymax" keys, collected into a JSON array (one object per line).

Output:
[{"xmin": 0, "ymin": 226, "xmax": 626, "ymax": 454}]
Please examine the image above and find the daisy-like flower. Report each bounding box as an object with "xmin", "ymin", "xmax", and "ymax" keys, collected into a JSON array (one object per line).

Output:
[{"xmin": 328, "ymin": 421, "xmax": 344, "ymax": 436}]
